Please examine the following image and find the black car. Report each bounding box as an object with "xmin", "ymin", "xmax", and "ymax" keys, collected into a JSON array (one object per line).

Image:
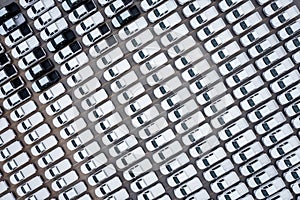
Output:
[
  {"xmin": 113, "ymin": 5, "xmax": 140, "ymax": 28},
  {"xmin": 0, "ymin": 64, "xmax": 17, "ymax": 84},
  {"xmin": 32, "ymin": 70, "xmax": 61, "ymax": 93},
  {"xmin": 0, "ymin": 53, "xmax": 10, "ymax": 67},
  {"xmin": 47, "ymin": 29, "xmax": 76, "ymax": 52},
  {"xmin": 25, "ymin": 59, "xmax": 54, "ymax": 81},
  {"xmin": 0, "ymin": 2, "xmax": 21, "ymax": 24}
]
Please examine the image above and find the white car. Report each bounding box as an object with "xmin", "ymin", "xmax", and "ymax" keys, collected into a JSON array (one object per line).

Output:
[
  {"xmin": 233, "ymin": 12, "xmax": 262, "ymax": 35},
  {"xmin": 104, "ymin": 0, "xmax": 133, "ymax": 17},
  {"xmin": 138, "ymin": 117, "xmax": 168, "ymax": 139},
  {"xmin": 262, "ymin": 58, "xmax": 294, "ymax": 81},
  {"xmin": 124, "ymin": 94, "xmax": 152, "ymax": 116},
  {"xmin": 102, "ymin": 124, "xmax": 129, "ymax": 145},
  {"xmin": 225, "ymin": 64, "xmax": 257, "ymax": 88},
  {"xmin": 167, "ymin": 164, "xmax": 197, "ymax": 187},
  {"xmin": 182, "ymin": 0, "xmax": 211, "ymax": 17},
  {"xmin": 240, "ymin": 24, "xmax": 270, "ymax": 47},
  {"xmin": 174, "ymin": 47, "xmax": 203, "ymax": 70},
  {"xmin": 247, "ymin": 100, "xmax": 279, "ymax": 123},
  {"xmin": 225, "ymin": 130, "xmax": 256, "ymax": 152},
  {"xmin": 269, "ymin": 136, "xmax": 300, "ymax": 159},
  {"xmin": 248, "ymin": 34, "xmax": 279, "ymax": 58},
  {"xmin": 140, "ymin": 53, "xmax": 168, "ymax": 75},
  {"xmin": 58, "ymin": 182, "xmax": 87, "ymax": 200},
  {"xmin": 137, "ymin": 183, "xmax": 165, "ymax": 200},
  {"xmin": 262, "ymin": 124, "xmax": 293, "ymax": 147},
  {"xmin": 218, "ymin": 118, "xmax": 249, "ymax": 141},
  {"xmin": 103, "ymin": 59, "xmax": 131, "ymax": 81},
  {"xmin": 89, "ymin": 35, "xmax": 118, "ymax": 58},
  {"xmin": 52, "ymin": 170, "xmax": 79, "ymax": 191},
  {"xmin": 160, "ymin": 153, "xmax": 189, "ymax": 176},
  {"xmin": 232, "ymin": 142, "xmax": 263, "ymax": 164},
  {"xmin": 133, "ymin": 41, "xmax": 161, "ymax": 63},
  {"xmin": 31, "ymin": 135, "xmax": 58, "ymax": 156},
  {"xmin": 277, "ymin": 19, "xmax": 300, "ymax": 40},
  {"xmin": 218, "ymin": 183, "xmax": 248, "ymax": 200},
  {"xmin": 211, "ymin": 105, "xmax": 242, "ymax": 129},
  {"xmin": 5, "ymin": 24, "xmax": 33, "ymax": 48},
  {"xmin": 40, "ymin": 18, "xmax": 68, "ymax": 41},
  {"xmin": 95, "ymin": 177, "xmax": 122, "ymax": 198},
  {"xmin": 160, "ymin": 24, "xmax": 189, "ymax": 47},
  {"xmin": 52, "ymin": 106, "xmax": 80, "ymax": 128},
  {"xmin": 0, "ymin": 77, "xmax": 24, "ymax": 99},
  {"xmin": 211, "ymin": 41, "xmax": 240, "ymax": 64},
  {"xmin": 240, "ymin": 88, "xmax": 272, "ymax": 111},
  {"xmin": 0, "ymin": 118, "xmax": 9, "ymax": 134},
  {"xmin": 204, "ymin": 94, "xmax": 234, "ymax": 117},
  {"xmin": 75, "ymin": 12, "xmax": 104, "ymax": 36},
  {"xmin": 16, "ymin": 176, "xmax": 43, "ymax": 197},
  {"xmin": 17, "ymin": 112, "xmax": 44, "ymax": 134},
  {"xmin": 18, "ymin": 47, "xmax": 47, "ymax": 70},
  {"xmin": 132, "ymin": 106, "xmax": 159, "ymax": 128},
  {"xmin": 219, "ymin": 52, "xmax": 250, "ymax": 76},
  {"xmin": 277, "ymin": 83, "xmax": 300, "ymax": 105},
  {"xmin": 254, "ymin": 177, "xmax": 285, "ymax": 199},
  {"xmin": 270, "ymin": 70, "xmax": 300, "ymax": 93},
  {"xmin": 11, "ymin": 36, "xmax": 39, "ymax": 59},
  {"xmin": 161, "ymin": 87, "xmax": 190, "ymax": 111},
  {"xmin": 277, "ymin": 148, "xmax": 300, "ymax": 170},
  {"xmin": 140, "ymin": 0, "xmax": 164, "ymax": 11},
  {"xmin": 189, "ymin": 135, "xmax": 219, "ymax": 158},
  {"xmin": 80, "ymin": 153, "xmax": 108, "ymax": 174},
  {"xmin": 67, "ymin": 65, "xmax": 94, "ymax": 87},
  {"xmin": 285, "ymin": 100, "xmax": 300, "ymax": 117},
  {"xmin": 39, "ymin": 83, "xmax": 66, "ymax": 104},
  {"xmin": 81, "ymin": 88, "xmax": 108, "ymax": 111},
  {"xmin": 126, "ymin": 29, "xmax": 153, "ymax": 52},
  {"xmin": 233, "ymin": 76, "xmax": 264, "ymax": 99},
  {"xmin": 255, "ymin": 112, "xmax": 286, "ymax": 135},
  {"xmin": 204, "ymin": 29, "xmax": 233, "ymax": 52},
  {"xmin": 211, "ymin": 171, "xmax": 240, "ymax": 193},
  {"xmin": 285, "ymin": 36, "xmax": 300, "ymax": 52},
  {"xmin": 196, "ymin": 82, "xmax": 227, "ymax": 105},
  {"xmin": 268, "ymin": 189, "xmax": 293, "ymax": 200},
  {"xmin": 174, "ymin": 177, "xmax": 202, "ymax": 198},
  {"xmin": 203, "ymin": 159, "xmax": 234, "ymax": 182},
  {"xmin": 68, "ymin": 1, "xmax": 97, "ymax": 24},
  {"xmin": 24, "ymin": 124, "xmax": 51, "ymax": 145},
  {"xmin": 189, "ymin": 7, "xmax": 218, "ymax": 30},
  {"xmin": 0, "ymin": 141, "xmax": 22, "ymax": 162},
  {"xmin": 95, "ymin": 112, "xmax": 122, "ymax": 134},
  {"xmin": 153, "ymin": 76, "xmax": 182, "ymax": 99},
  {"xmin": 181, "ymin": 122, "xmax": 211, "ymax": 145},
  {"xmin": 27, "ymin": 0, "xmax": 55, "ymax": 19},
  {"xmin": 73, "ymin": 141, "xmax": 100, "ymax": 163},
  {"xmin": 147, "ymin": 65, "xmax": 174, "ymax": 86},
  {"xmin": 0, "ymin": 129, "xmax": 16, "ymax": 148},
  {"xmin": 116, "ymin": 147, "xmax": 145, "ymax": 169},
  {"xmin": 147, "ymin": 0, "xmax": 177, "ymax": 23},
  {"xmin": 226, "ymin": 1, "xmax": 255, "ymax": 24},
  {"xmin": 168, "ymin": 99, "xmax": 197, "ymax": 122},
  {"xmin": 247, "ymin": 165, "xmax": 278, "ymax": 188},
  {"xmin": 118, "ymin": 17, "xmax": 148, "ymax": 40},
  {"xmin": 109, "ymin": 135, "xmax": 138, "ymax": 157},
  {"xmin": 104, "ymin": 189, "xmax": 129, "ymax": 200},
  {"xmin": 197, "ymin": 18, "xmax": 226, "ymax": 41},
  {"xmin": 197, "ymin": 147, "xmax": 227, "ymax": 170},
  {"xmin": 270, "ymin": 6, "xmax": 299, "ymax": 28},
  {"xmin": 20, "ymin": 0, "xmax": 39, "ymax": 9},
  {"xmin": 54, "ymin": 41, "xmax": 82, "ymax": 64},
  {"xmin": 153, "ymin": 141, "xmax": 182, "ymax": 163},
  {"xmin": 34, "ymin": 7, "xmax": 62, "ymax": 31},
  {"xmin": 82, "ymin": 23, "xmax": 111, "ymax": 47},
  {"xmin": 3, "ymin": 152, "xmax": 29, "ymax": 173},
  {"xmin": 146, "ymin": 129, "xmax": 175, "ymax": 151},
  {"xmin": 113, "ymin": 72, "xmax": 139, "ymax": 95},
  {"xmin": 88, "ymin": 100, "xmax": 114, "ymax": 122},
  {"xmin": 97, "ymin": 47, "xmax": 124, "ymax": 69},
  {"xmin": 168, "ymin": 36, "xmax": 196, "ymax": 58},
  {"xmin": 88, "ymin": 164, "xmax": 116, "ymax": 186},
  {"xmin": 123, "ymin": 159, "xmax": 153, "ymax": 181},
  {"xmin": 130, "ymin": 172, "xmax": 158, "ymax": 193},
  {"xmin": 218, "ymin": 0, "xmax": 241, "ymax": 12},
  {"xmin": 25, "ymin": 188, "xmax": 50, "ymax": 200},
  {"xmin": 73, "ymin": 77, "xmax": 100, "ymax": 99},
  {"xmin": 240, "ymin": 152, "xmax": 271, "ymax": 178},
  {"xmin": 263, "ymin": 0, "xmax": 292, "ymax": 17},
  {"xmin": 153, "ymin": 12, "xmax": 181, "ymax": 35},
  {"xmin": 45, "ymin": 94, "xmax": 73, "ymax": 116},
  {"xmin": 0, "ymin": 13, "xmax": 26, "ymax": 36},
  {"xmin": 60, "ymin": 52, "xmax": 89, "ymax": 75},
  {"xmin": 45, "ymin": 159, "xmax": 72, "ymax": 180}
]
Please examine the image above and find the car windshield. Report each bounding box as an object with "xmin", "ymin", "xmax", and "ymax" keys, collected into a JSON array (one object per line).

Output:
[
  {"xmin": 74, "ymin": 10, "xmax": 79, "ymax": 18},
  {"xmin": 109, "ymin": 4, "xmax": 116, "ymax": 12}
]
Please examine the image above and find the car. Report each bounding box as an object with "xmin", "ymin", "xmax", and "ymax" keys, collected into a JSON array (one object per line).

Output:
[
  {"xmin": 102, "ymin": 124, "xmax": 129, "ymax": 145},
  {"xmin": 17, "ymin": 112, "xmax": 44, "ymax": 134},
  {"xmin": 285, "ymin": 35, "xmax": 300, "ymax": 52},
  {"xmin": 218, "ymin": 183, "xmax": 249, "ymax": 200},
  {"xmin": 58, "ymin": 181, "xmax": 87, "ymax": 200},
  {"xmin": 131, "ymin": 106, "xmax": 159, "ymax": 128},
  {"xmin": 186, "ymin": 189, "xmax": 211, "ymax": 200},
  {"xmin": 5, "ymin": 24, "xmax": 33, "ymax": 48},
  {"xmin": 277, "ymin": 83, "xmax": 300, "ymax": 105},
  {"xmin": 240, "ymin": 88, "xmax": 272, "ymax": 111},
  {"xmin": 248, "ymin": 34, "xmax": 280, "ymax": 58},
  {"xmin": 40, "ymin": 18, "xmax": 68, "ymax": 41},
  {"xmin": 11, "ymin": 36, "xmax": 40, "ymax": 59},
  {"xmin": 292, "ymin": 116, "xmax": 300, "ymax": 129},
  {"xmin": 59, "ymin": 118, "xmax": 87, "ymax": 139},
  {"xmin": 293, "ymin": 52, "xmax": 300, "ymax": 64},
  {"xmin": 24, "ymin": 124, "xmax": 51, "ymax": 145},
  {"xmin": 189, "ymin": 135, "xmax": 219, "ymax": 158},
  {"xmin": 160, "ymin": 24, "xmax": 188, "ymax": 47},
  {"xmin": 103, "ymin": 59, "xmax": 131, "ymax": 81},
  {"xmin": 82, "ymin": 89, "xmax": 109, "ymax": 112},
  {"xmin": 113, "ymin": 74, "xmax": 141, "ymax": 100},
  {"xmin": 124, "ymin": 94, "xmax": 151, "ymax": 116},
  {"xmin": 0, "ymin": 2, "xmax": 20, "ymax": 24},
  {"xmin": 0, "ymin": 140, "xmax": 22, "ymax": 161},
  {"xmin": 95, "ymin": 177, "xmax": 122, "ymax": 198},
  {"xmin": 60, "ymin": 52, "xmax": 89, "ymax": 75},
  {"xmin": 97, "ymin": 47, "xmax": 123, "ymax": 70},
  {"xmin": 0, "ymin": 13, "xmax": 26, "ymax": 36},
  {"xmin": 277, "ymin": 19, "xmax": 300, "ymax": 40},
  {"xmin": 104, "ymin": 189, "xmax": 129, "ymax": 200},
  {"xmin": 270, "ymin": 70, "xmax": 300, "ymax": 93},
  {"xmin": 10, "ymin": 100, "xmax": 37, "ymax": 122},
  {"xmin": 232, "ymin": 12, "xmax": 262, "ymax": 35},
  {"xmin": 180, "ymin": 122, "xmax": 212, "ymax": 144},
  {"xmin": 133, "ymin": 41, "xmax": 160, "ymax": 63},
  {"xmin": 0, "ymin": 129, "xmax": 16, "ymax": 148},
  {"xmin": 80, "ymin": 153, "xmax": 108, "ymax": 174},
  {"xmin": 219, "ymin": 52, "xmax": 250, "ymax": 76},
  {"xmin": 52, "ymin": 170, "xmax": 79, "ymax": 191},
  {"xmin": 218, "ymin": 118, "xmax": 249, "ymax": 141},
  {"xmin": 210, "ymin": 171, "xmax": 240, "ymax": 193},
  {"xmin": 277, "ymin": 148, "xmax": 300, "ymax": 170},
  {"xmin": 140, "ymin": 0, "xmax": 164, "ymax": 11},
  {"xmin": 31, "ymin": 135, "xmax": 57, "ymax": 156},
  {"xmin": 225, "ymin": 130, "xmax": 256, "ymax": 152},
  {"xmin": 109, "ymin": 135, "xmax": 138, "ymax": 157},
  {"xmin": 74, "ymin": 77, "xmax": 100, "ymax": 99},
  {"xmin": 39, "ymin": 83, "xmax": 66, "ymax": 104},
  {"xmin": 262, "ymin": 123, "xmax": 293, "ymax": 147},
  {"xmin": 27, "ymin": 0, "xmax": 55, "ymax": 19},
  {"xmin": 247, "ymin": 165, "xmax": 278, "ymax": 188},
  {"xmin": 174, "ymin": 47, "xmax": 203, "ymax": 70},
  {"xmin": 233, "ymin": 76, "xmax": 264, "ymax": 99},
  {"xmin": 75, "ymin": 12, "xmax": 104, "ymax": 36},
  {"xmin": 67, "ymin": 65, "xmax": 94, "ymax": 87},
  {"xmin": 204, "ymin": 29, "xmax": 233, "ymax": 52},
  {"xmin": 285, "ymin": 100, "xmax": 300, "ymax": 117},
  {"xmin": 62, "ymin": 0, "xmax": 86, "ymax": 12},
  {"xmin": 34, "ymin": 7, "xmax": 62, "ymax": 31},
  {"xmin": 267, "ymin": 189, "xmax": 293, "ymax": 199},
  {"xmin": 19, "ymin": 0, "xmax": 39, "ymax": 8},
  {"xmin": 0, "ymin": 77, "xmax": 24, "ymax": 98},
  {"xmin": 138, "ymin": 117, "xmax": 168, "ymax": 139},
  {"xmin": 218, "ymin": 0, "xmax": 241, "ymax": 12},
  {"xmin": 153, "ymin": 12, "xmax": 181, "ymax": 35},
  {"xmin": 167, "ymin": 164, "xmax": 197, "ymax": 187},
  {"xmin": 52, "ymin": 106, "xmax": 79, "ymax": 128},
  {"xmin": 270, "ymin": 6, "xmax": 299, "ymax": 28},
  {"xmin": 45, "ymin": 94, "xmax": 73, "ymax": 116},
  {"xmin": 0, "ymin": 117, "xmax": 9, "ymax": 133},
  {"xmin": 263, "ymin": 0, "xmax": 293, "ymax": 17},
  {"xmin": 104, "ymin": 0, "xmax": 133, "ymax": 18},
  {"xmin": 189, "ymin": 7, "xmax": 218, "ymax": 30},
  {"xmin": 95, "ymin": 112, "xmax": 122, "ymax": 133},
  {"xmin": 45, "ymin": 159, "xmax": 72, "ymax": 180},
  {"xmin": 69, "ymin": 0, "xmax": 97, "ymax": 24},
  {"xmin": 153, "ymin": 76, "xmax": 182, "ymax": 99},
  {"xmin": 37, "ymin": 147, "xmax": 65, "ymax": 168},
  {"xmin": 225, "ymin": 64, "xmax": 256, "ymax": 88},
  {"xmin": 140, "ymin": 53, "xmax": 168, "ymax": 75},
  {"xmin": 3, "ymin": 88, "xmax": 31, "ymax": 110},
  {"xmin": 31, "ymin": 70, "xmax": 60, "ymax": 93},
  {"xmin": 182, "ymin": 0, "xmax": 211, "ymax": 18},
  {"xmin": 197, "ymin": 18, "xmax": 226, "ymax": 42},
  {"xmin": 225, "ymin": 1, "xmax": 255, "ymax": 24},
  {"xmin": 137, "ymin": 183, "xmax": 165, "ymax": 200},
  {"xmin": 247, "ymin": 100, "xmax": 279, "ymax": 123},
  {"xmin": 9, "ymin": 164, "xmax": 37, "ymax": 185},
  {"xmin": 25, "ymin": 59, "xmax": 54, "ymax": 81},
  {"xmin": 89, "ymin": 35, "xmax": 118, "ymax": 58},
  {"xmin": 232, "ymin": 142, "xmax": 263, "ymax": 164},
  {"xmin": 211, "ymin": 41, "xmax": 240, "ymax": 64},
  {"xmin": 16, "ymin": 176, "xmax": 43, "ymax": 197},
  {"xmin": 126, "ymin": 29, "xmax": 153, "ymax": 52},
  {"xmin": 240, "ymin": 24, "xmax": 270, "ymax": 47},
  {"xmin": 147, "ymin": 64, "xmax": 174, "ymax": 86},
  {"xmin": 18, "ymin": 47, "xmax": 46, "ymax": 70},
  {"xmin": 197, "ymin": 147, "xmax": 226, "ymax": 170},
  {"xmin": 254, "ymin": 177, "xmax": 285, "ymax": 199},
  {"xmin": 2, "ymin": 152, "xmax": 29, "ymax": 173},
  {"xmin": 118, "ymin": 17, "xmax": 148, "ymax": 40},
  {"xmin": 284, "ymin": 162, "xmax": 300, "ymax": 182},
  {"xmin": 159, "ymin": 152, "xmax": 189, "ymax": 175},
  {"xmin": 262, "ymin": 58, "xmax": 294, "ymax": 81},
  {"xmin": 111, "ymin": 5, "xmax": 140, "ymax": 28},
  {"xmin": 168, "ymin": 99, "xmax": 197, "ymax": 122},
  {"xmin": 54, "ymin": 41, "xmax": 82, "ymax": 64},
  {"xmin": 255, "ymin": 112, "xmax": 286, "ymax": 135},
  {"xmin": 211, "ymin": 106, "xmax": 242, "ymax": 129},
  {"xmin": 153, "ymin": 141, "xmax": 182, "ymax": 163},
  {"xmin": 147, "ymin": 0, "xmax": 177, "ymax": 23},
  {"xmin": 270, "ymin": 136, "xmax": 300, "ymax": 159},
  {"xmin": 168, "ymin": 36, "xmax": 196, "ymax": 59},
  {"xmin": 161, "ymin": 87, "xmax": 191, "ymax": 111},
  {"xmin": 145, "ymin": 129, "xmax": 175, "ymax": 151},
  {"xmin": 88, "ymin": 164, "xmax": 116, "ymax": 186},
  {"xmin": 47, "ymin": 29, "xmax": 75, "ymax": 52},
  {"xmin": 123, "ymin": 159, "xmax": 152, "ymax": 181},
  {"xmin": 82, "ymin": 23, "xmax": 111, "ymax": 47},
  {"xmin": 67, "ymin": 130, "xmax": 93, "ymax": 151},
  {"xmin": 25, "ymin": 188, "xmax": 51, "ymax": 200},
  {"xmin": 130, "ymin": 172, "xmax": 158, "ymax": 193},
  {"xmin": 174, "ymin": 177, "xmax": 202, "ymax": 198}
]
